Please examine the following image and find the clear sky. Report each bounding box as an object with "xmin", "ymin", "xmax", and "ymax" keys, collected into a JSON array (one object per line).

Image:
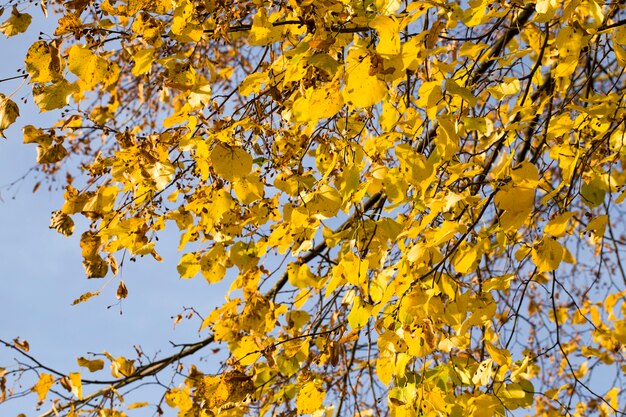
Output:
[{"xmin": 0, "ymin": 9, "xmax": 227, "ymax": 416}]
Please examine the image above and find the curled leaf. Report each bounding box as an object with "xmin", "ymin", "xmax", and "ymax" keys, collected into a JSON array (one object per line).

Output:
[
  {"xmin": 49, "ymin": 211, "xmax": 75, "ymax": 237},
  {"xmin": 0, "ymin": 94, "xmax": 19, "ymax": 137},
  {"xmin": 116, "ymin": 280, "xmax": 128, "ymax": 299},
  {"xmin": 77, "ymin": 357, "xmax": 105, "ymax": 372}
]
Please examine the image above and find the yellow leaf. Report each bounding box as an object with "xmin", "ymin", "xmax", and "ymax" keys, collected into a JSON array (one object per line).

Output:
[
  {"xmin": 77, "ymin": 357, "xmax": 105, "ymax": 372},
  {"xmin": 405, "ymin": 327, "xmax": 435, "ymax": 357},
  {"xmin": 131, "ymin": 47, "xmax": 155, "ymax": 76},
  {"xmin": 495, "ymin": 186, "xmax": 534, "ymax": 230},
  {"xmin": 13, "ymin": 337, "xmax": 29, "ymax": 352},
  {"xmin": 32, "ymin": 373, "xmax": 54, "ymax": 402},
  {"xmin": 72, "ymin": 291, "xmax": 101, "ymax": 305},
  {"xmin": 233, "ymin": 173, "xmax": 264, "ymax": 204},
  {"xmin": 487, "ymin": 77, "xmax": 520, "ymax": 100},
  {"xmin": 287, "ymin": 263, "xmax": 320, "ymax": 289},
  {"xmin": 307, "ymin": 53, "xmax": 341, "ymax": 76},
  {"xmin": 249, "ymin": 8, "xmax": 282, "ymax": 46},
  {"xmin": 292, "ymin": 83, "xmax": 344, "ymax": 122},
  {"xmin": 370, "ymin": 15, "xmax": 401, "ymax": 56},
  {"xmin": 239, "ymin": 71, "xmax": 268, "ymax": 96},
  {"xmin": 472, "ymin": 359, "xmax": 494, "ymax": 386},
  {"xmin": 482, "ymin": 274, "xmax": 514, "ymax": 292},
  {"xmin": 586, "ymin": 214, "xmax": 608, "ymax": 237},
  {"xmin": 36, "ymin": 142, "xmax": 68, "ymax": 164},
  {"xmin": 485, "ymin": 343, "xmax": 511, "ymax": 366},
  {"xmin": 459, "ymin": 42, "xmax": 489, "ymax": 57},
  {"xmin": 531, "ymin": 237, "xmax": 563, "ymax": 273},
  {"xmin": 555, "ymin": 26, "xmax": 584, "ymax": 60},
  {"xmin": 296, "ymin": 381, "xmax": 325, "ymax": 414},
  {"xmin": 67, "ymin": 45, "xmax": 120, "ymax": 89},
  {"xmin": 210, "ymin": 143, "xmax": 252, "ymax": 181},
  {"xmin": 453, "ymin": 243, "xmax": 479, "ymax": 275},
  {"xmin": 468, "ymin": 393, "xmax": 504, "ymax": 417},
  {"xmin": 25, "ymin": 41, "xmax": 63, "ymax": 83},
  {"xmin": 165, "ymin": 386, "xmax": 193, "ymax": 411},
  {"xmin": 200, "ymin": 244, "xmax": 227, "ymax": 284},
  {"xmin": 463, "ymin": 0, "xmax": 486, "ymax": 27},
  {"xmin": 376, "ymin": 0, "xmax": 402, "ymax": 14},
  {"xmin": 49, "ymin": 210, "xmax": 75, "ymax": 237},
  {"xmin": 110, "ymin": 356, "xmax": 135, "ymax": 378},
  {"xmin": 177, "ymin": 252, "xmax": 200, "ymax": 278},
  {"xmin": 230, "ymin": 335, "xmax": 260, "ymax": 366},
  {"xmin": 445, "ymin": 78, "xmax": 478, "ymax": 106},
  {"xmin": 544, "ymin": 212, "xmax": 574, "ymax": 237},
  {"xmin": 395, "ymin": 143, "xmax": 433, "ymax": 186},
  {"xmin": 69, "ymin": 372, "xmax": 82, "ymax": 399},
  {"xmin": 0, "ymin": 6, "xmax": 32, "ymax": 37},
  {"xmin": 80, "ymin": 231, "xmax": 102, "ymax": 259},
  {"xmin": 613, "ymin": 38, "xmax": 626, "ymax": 67},
  {"xmin": 416, "ymin": 80, "xmax": 442, "ymax": 121},
  {"xmin": 83, "ymin": 185, "xmax": 118, "ymax": 214},
  {"xmin": 580, "ymin": 176, "xmax": 606, "ymax": 208},
  {"xmin": 128, "ymin": 402, "xmax": 149, "ymax": 409},
  {"xmin": 535, "ymin": 0, "xmax": 558, "ymax": 19},
  {"xmin": 431, "ymin": 220, "xmax": 467, "ymax": 246},
  {"xmin": 302, "ymin": 185, "xmax": 342, "ymax": 219},
  {"xmin": 343, "ymin": 51, "xmax": 387, "ymax": 109},
  {"xmin": 348, "ymin": 296, "xmax": 371, "ymax": 329},
  {"xmin": 170, "ymin": 0, "xmax": 202, "ymax": 42},
  {"xmin": 148, "ymin": 160, "xmax": 175, "ymax": 191},
  {"xmin": 376, "ymin": 356, "xmax": 394, "ymax": 386},
  {"xmin": 0, "ymin": 94, "xmax": 19, "ymax": 137},
  {"xmin": 83, "ymin": 256, "xmax": 108, "ymax": 278},
  {"xmin": 54, "ymin": 12, "xmax": 82, "ymax": 36},
  {"xmin": 33, "ymin": 79, "xmax": 79, "ymax": 112}
]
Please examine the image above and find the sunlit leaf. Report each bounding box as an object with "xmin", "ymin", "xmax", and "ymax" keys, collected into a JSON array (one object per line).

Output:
[
  {"xmin": 32, "ymin": 373, "xmax": 54, "ymax": 403},
  {"xmin": 33, "ymin": 80, "xmax": 78, "ymax": 112},
  {"xmin": 25, "ymin": 41, "xmax": 63, "ymax": 83},
  {"xmin": 296, "ymin": 381, "xmax": 325, "ymax": 414},
  {"xmin": 343, "ymin": 50, "xmax": 387, "ymax": 109},
  {"xmin": 67, "ymin": 45, "xmax": 120, "ymax": 89},
  {"xmin": 0, "ymin": 94, "xmax": 19, "ymax": 137},
  {"xmin": 210, "ymin": 143, "xmax": 252, "ymax": 181},
  {"xmin": 0, "ymin": 6, "xmax": 31, "ymax": 37},
  {"xmin": 77, "ymin": 357, "xmax": 105, "ymax": 372},
  {"xmin": 532, "ymin": 237, "xmax": 564, "ymax": 272}
]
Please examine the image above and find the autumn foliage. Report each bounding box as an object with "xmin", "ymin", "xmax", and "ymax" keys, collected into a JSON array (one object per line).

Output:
[{"xmin": 2, "ymin": 0, "xmax": 626, "ymax": 415}]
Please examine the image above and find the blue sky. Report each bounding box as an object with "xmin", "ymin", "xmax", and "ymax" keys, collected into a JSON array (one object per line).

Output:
[{"xmin": 0, "ymin": 11, "xmax": 227, "ymax": 415}]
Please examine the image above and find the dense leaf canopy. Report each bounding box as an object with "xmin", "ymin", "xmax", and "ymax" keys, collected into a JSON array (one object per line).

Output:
[{"xmin": 2, "ymin": 0, "xmax": 626, "ymax": 415}]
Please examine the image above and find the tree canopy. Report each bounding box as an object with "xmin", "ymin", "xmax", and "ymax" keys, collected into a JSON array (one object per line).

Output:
[{"xmin": 2, "ymin": 0, "xmax": 626, "ymax": 415}]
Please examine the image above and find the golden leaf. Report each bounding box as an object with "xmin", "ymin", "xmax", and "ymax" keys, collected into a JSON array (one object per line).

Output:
[
  {"xmin": 343, "ymin": 51, "xmax": 387, "ymax": 109},
  {"xmin": 77, "ymin": 357, "xmax": 105, "ymax": 372},
  {"xmin": 25, "ymin": 41, "xmax": 63, "ymax": 83},
  {"xmin": 110, "ymin": 356, "xmax": 135, "ymax": 378},
  {"xmin": 531, "ymin": 237, "xmax": 564, "ymax": 273},
  {"xmin": 0, "ymin": 94, "xmax": 19, "ymax": 137},
  {"xmin": 49, "ymin": 211, "xmax": 75, "ymax": 237},
  {"xmin": 296, "ymin": 381, "xmax": 325, "ymax": 414},
  {"xmin": 0, "ymin": 6, "xmax": 31, "ymax": 37},
  {"xmin": 32, "ymin": 373, "xmax": 54, "ymax": 403},
  {"xmin": 210, "ymin": 143, "xmax": 253, "ymax": 181},
  {"xmin": 67, "ymin": 45, "xmax": 120, "ymax": 89},
  {"xmin": 13, "ymin": 337, "xmax": 29, "ymax": 352},
  {"xmin": 69, "ymin": 373, "xmax": 82, "ymax": 399}
]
